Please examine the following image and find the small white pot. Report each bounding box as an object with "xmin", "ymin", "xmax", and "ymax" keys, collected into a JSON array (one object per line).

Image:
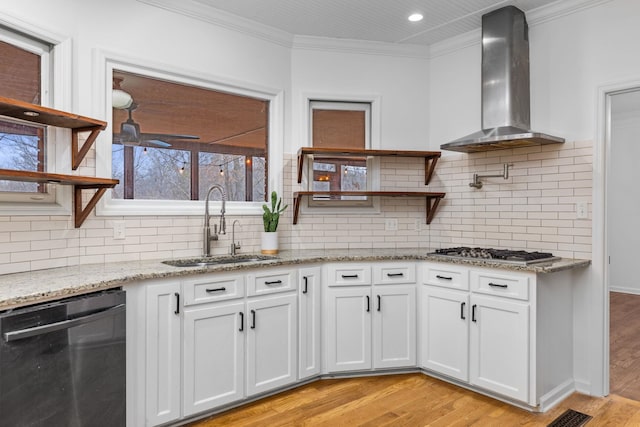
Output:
[{"xmin": 261, "ymin": 231, "xmax": 279, "ymax": 254}]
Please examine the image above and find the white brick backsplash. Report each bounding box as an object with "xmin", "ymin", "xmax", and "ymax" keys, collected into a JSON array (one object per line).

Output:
[{"xmin": 0, "ymin": 141, "xmax": 593, "ymax": 273}]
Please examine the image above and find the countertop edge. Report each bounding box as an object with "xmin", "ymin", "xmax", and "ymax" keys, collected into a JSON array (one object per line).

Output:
[{"xmin": 0, "ymin": 250, "xmax": 591, "ymax": 311}]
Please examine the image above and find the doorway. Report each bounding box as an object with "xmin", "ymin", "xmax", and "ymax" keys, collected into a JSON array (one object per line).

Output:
[{"xmin": 607, "ymin": 88, "xmax": 640, "ymax": 400}]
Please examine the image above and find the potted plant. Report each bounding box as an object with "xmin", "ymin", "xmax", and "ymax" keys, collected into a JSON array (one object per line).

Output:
[{"xmin": 261, "ymin": 191, "xmax": 287, "ymax": 254}]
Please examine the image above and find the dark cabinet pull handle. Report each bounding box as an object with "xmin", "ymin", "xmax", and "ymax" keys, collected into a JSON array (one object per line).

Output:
[
  {"xmin": 265, "ymin": 280, "xmax": 283, "ymax": 285},
  {"xmin": 377, "ymin": 295, "xmax": 381, "ymax": 312},
  {"xmin": 342, "ymin": 274, "xmax": 359, "ymax": 279},
  {"xmin": 174, "ymin": 293, "xmax": 180, "ymax": 315},
  {"xmin": 302, "ymin": 276, "xmax": 308, "ymax": 294},
  {"xmin": 250, "ymin": 309, "xmax": 256, "ymax": 329},
  {"xmin": 387, "ymin": 273, "xmax": 404, "ymax": 277},
  {"xmin": 206, "ymin": 287, "xmax": 226, "ymax": 293},
  {"xmin": 436, "ymin": 275, "xmax": 452, "ymax": 280},
  {"xmin": 489, "ymin": 282, "xmax": 508, "ymax": 288},
  {"xmin": 239, "ymin": 312, "xmax": 244, "ymax": 332},
  {"xmin": 471, "ymin": 304, "xmax": 477, "ymax": 322},
  {"xmin": 366, "ymin": 295, "xmax": 370, "ymax": 312},
  {"xmin": 461, "ymin": 302, "xmax": 466, "ymax": 320}
]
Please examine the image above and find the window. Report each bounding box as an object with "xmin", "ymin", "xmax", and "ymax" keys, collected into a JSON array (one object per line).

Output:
[
  {"xmin": 0, "ymin": 31, "xmax": 54, "ymax": 204},
  {"xmin": 111, "ymin": 70, "xmax": 268, "ymax": 204},
  {"xmin": 307, "ymin": 101, "xmax": 375, "ymax": 207}
]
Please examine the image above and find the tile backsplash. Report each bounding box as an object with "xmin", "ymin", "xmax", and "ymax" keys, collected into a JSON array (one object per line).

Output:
[{"xmin": 0, "ymin": 141, "xmax": 592, "ymax": 274}]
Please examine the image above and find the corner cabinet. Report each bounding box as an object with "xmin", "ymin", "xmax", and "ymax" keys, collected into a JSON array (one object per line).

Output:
[
  {"xmin": 0, "ymin": 96, "xmax": 118, "ymax": 227},
  {"xmin": 293, "ymin": 147, "xmax": 445, "ymax": 225}
]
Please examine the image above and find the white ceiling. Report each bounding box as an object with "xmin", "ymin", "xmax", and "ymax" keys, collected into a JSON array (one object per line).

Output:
[{"xmin": 191, "ymin": 0, "xmax": 563, "ymax": 46}]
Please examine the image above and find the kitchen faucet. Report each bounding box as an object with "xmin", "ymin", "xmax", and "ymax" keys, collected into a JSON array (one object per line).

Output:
[
  {"xmin": 203, "ymin": 184, "xmax": 226, "ymax": 256},
  {"xmin": 230, "ymin": 219, "xmax": 241, "ymax": 255}
]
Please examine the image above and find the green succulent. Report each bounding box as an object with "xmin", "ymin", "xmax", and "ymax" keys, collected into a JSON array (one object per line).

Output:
[{"xmin": 262, "ymin": 191, "xmax": 288, "ymax": 232}]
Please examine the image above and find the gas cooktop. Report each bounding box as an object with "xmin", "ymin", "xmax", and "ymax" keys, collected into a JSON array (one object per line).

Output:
[{"xmin": 428, "ymin": 247, "xmax": 561, "ymax": 266}]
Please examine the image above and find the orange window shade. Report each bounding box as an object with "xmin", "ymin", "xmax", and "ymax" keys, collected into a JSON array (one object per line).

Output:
[
  {"xmin": 0, "ymin": 40, "xmax": 41, "ymax": 104},
  {"xmin": 312, "ymin": 109, "xmax": 365, "ymax": 149}
]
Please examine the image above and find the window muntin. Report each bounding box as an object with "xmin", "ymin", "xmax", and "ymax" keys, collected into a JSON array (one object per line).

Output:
[
  {"xmin": 308, "ymin": 101, "xmax": 372, "ymax": 206},
  {"xmin": 111, "ymin": 70, "xmax": 268, "ymax": 203}
]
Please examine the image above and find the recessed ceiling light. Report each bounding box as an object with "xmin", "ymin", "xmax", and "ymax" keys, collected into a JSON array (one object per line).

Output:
[{"xmin": 408, "ymin": 13, "xmax": 423, "ymax": 22}]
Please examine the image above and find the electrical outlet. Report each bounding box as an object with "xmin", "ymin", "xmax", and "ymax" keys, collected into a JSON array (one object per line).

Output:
[
  {"xmin": 414, "ymin": 219, "xmax": 422, "ymax": 231},
  {"xmin": 576, "ymin": 202, "xmax": 588, "ymax": 219},
  {"xmin": 113, "ymin": 221, "xmax": 126, "ymax": 240},
  {"xmin": 384, "ymin": 218, "xmax": 398, "ymax": 231}
]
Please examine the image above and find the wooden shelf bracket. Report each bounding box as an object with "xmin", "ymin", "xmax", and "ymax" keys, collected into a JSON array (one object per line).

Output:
[{"xmin": 72, "ymin": 125, "xmax": 106, "ymax": 170}]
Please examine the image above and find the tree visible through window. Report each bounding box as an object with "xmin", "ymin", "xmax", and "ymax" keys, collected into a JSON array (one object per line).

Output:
[{"xmin": 111, "ymin": 70, "xmax": 268, "ymax": 202}]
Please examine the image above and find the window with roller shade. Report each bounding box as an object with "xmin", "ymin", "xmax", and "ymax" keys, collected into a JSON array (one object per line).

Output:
[
  {"xmin": 0, "ymin": 32, "xmax": 53, "ymax": 203},
  {"xmin": 309, "ymin": 101, "xmax": 373, "ymax": 206}
]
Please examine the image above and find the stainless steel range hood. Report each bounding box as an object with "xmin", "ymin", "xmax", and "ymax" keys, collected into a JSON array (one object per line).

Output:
[{"xmin": 440, "ymin": 6, "xmax": 564, "ymax": 153}]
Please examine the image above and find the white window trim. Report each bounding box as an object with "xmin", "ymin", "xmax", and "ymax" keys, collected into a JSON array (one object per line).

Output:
[
  {"xmin": 93, "ymin": 49, "xmax": 283, "ymax": 218},
  {"xmin": 0, "ymin": 13, "xmax": 73, "ymax": 216},
  {"xmin": 300, "ymin": 93, "xmax": 382, "ymax": 215}
]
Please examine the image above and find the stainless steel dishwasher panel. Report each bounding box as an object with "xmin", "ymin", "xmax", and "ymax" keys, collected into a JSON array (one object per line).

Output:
[{"xmin": 0, "ymin": 289, "xmax": 126, "ymax": 427}]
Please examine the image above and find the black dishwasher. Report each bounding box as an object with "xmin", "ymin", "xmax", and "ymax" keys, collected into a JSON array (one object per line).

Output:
[{"xmin": 0, "ymin": 289, "xmax": 126, "ymax": 427}]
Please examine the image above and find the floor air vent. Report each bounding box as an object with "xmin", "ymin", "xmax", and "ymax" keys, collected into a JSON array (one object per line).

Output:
[{"xmin": 547, "ymin": 409, "xmax": 592, "ymax": 427}]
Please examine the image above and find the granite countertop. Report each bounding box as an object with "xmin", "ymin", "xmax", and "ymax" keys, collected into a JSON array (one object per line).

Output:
[{"xmin": 0, "ymin": 249, "xmax": 591, "ymax": 311}]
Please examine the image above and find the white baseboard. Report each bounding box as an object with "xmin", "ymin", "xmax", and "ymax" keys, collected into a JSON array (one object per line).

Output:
[
  {"xmin": 574, "ymin": 379, "xmax": 591, "ymax": 395},
  {"xmin": 539, "ymin": 379, "xmax": 576, "ymax": 412},
  {"xmin": 609, "ymin": 287, "xmax": 640, "ymax": 295}
]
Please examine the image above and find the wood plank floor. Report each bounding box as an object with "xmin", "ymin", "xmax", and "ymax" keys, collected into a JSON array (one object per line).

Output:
[
  {"xmin": 188, "ymin": 373, "xmax": 640, "ymax": 426},
  {"xmin": 610, "ymin": 291, "xmax": 640, "ymax": 400},
  {"xmin": 188, "ymin": 291, "xmax": 640, "ymax": 426}
]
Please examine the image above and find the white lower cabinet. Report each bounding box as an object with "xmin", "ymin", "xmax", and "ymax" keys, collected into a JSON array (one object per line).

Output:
[
  {"xmin": 420, "ymin": 263, "xmax": 533, "ymax": 404},
  {"xmin": 246, "ymin": 293, "xmax": 297, "ymax": 395},
  {"xmin": 420, "ymin": 285, "xmax": 469, "ymax": 382},
  {"xmin": 469, "ymin": 294, "xmax": 529, "ymax": 402},
  {"xmin": 131, "ymin": 268, "xmax": 298, "ymax": 427},
  {"xmin": 145, "ymin": 281, "xmax": 182, "ymax": 427},
  {"xmin": 298, "ymin": 266, "xmax": 322, "ymax": 380},
  {"xmin": 182, "ymin": 301, "xmax": 244, "ymax": 417},
  {"xmin": 325, "ymin": 263, "xmax": 416, "ymax": 373}
]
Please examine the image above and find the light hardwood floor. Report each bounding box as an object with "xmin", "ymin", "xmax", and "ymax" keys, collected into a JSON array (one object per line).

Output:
[
  {"xmin": 188, "ymin": 373, "xmax": 640, "ymax": 426},
  {"xmin": 610, "ymin": 291, "xmax": 640, "ymax": 401},
  {"xmin": 188, "ymin": 292, "xmax": 640, "ymax": 426}
]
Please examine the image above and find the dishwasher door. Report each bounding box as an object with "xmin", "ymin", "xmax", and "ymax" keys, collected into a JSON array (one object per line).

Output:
[{"xmin": 0, "ymin": 289, "xmax": 126, "ymax": 427}]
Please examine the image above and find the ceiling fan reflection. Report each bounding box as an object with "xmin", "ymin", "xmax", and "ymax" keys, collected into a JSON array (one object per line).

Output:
[{"xmin": 112, "ymin": 103, "xmax": 200, "ymax": 148}]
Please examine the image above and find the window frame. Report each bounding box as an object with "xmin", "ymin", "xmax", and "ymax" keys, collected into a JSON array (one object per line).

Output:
[
  {"xmin": 0, "ymin": 18, "xmax": 73, "ymax": 215},
  {"xmin": 95, "ymin": 51, "xmax": 283, "ymax": 218},
  {"xmin": 300, "ymin": 94, "xmax": 382, "ymax": 215}
]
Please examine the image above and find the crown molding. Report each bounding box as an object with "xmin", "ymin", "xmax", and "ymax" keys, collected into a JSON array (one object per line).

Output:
[
  {"xmin": 139, "ymin": 0, "xmax": 614, "ymax": 59},
  {"xmin": 292, "ymin": 36, "xmax": 430, "ymax": 59},
  {"xmin": 136, "ymin": 0, "xmax": 294, "ymax": 48},
  {"xmin": 428, "ymin": 0, "xmax": 614, "ymax": 59}
]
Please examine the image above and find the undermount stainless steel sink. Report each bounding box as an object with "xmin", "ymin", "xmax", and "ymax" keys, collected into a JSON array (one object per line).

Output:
[{"xmin": 162, "ymin": 254, "xmax": 277, "ymax": 268}]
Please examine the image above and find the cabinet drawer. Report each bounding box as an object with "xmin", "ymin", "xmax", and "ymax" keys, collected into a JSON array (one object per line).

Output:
[
  {"xmin": 247, "ymin": 269, "xmax": 296, "ymax": 296},
  {"xmin": 471, "ymin": 270, "xmax": 529, "ymax": 301},
  {"xmin": 423, "ymin": 263, "xmax": 469, "ymax": 291},
  {"xmin": 326, "ymin": 264, "xmax": 372, "ymax": 286},
  {"xmin": 373, "ymin": 263, "xmax": 415, "ymax": 284},
  {"xmin": 182, "ymin": 274, "xmax": 244, "ymax": 306}
]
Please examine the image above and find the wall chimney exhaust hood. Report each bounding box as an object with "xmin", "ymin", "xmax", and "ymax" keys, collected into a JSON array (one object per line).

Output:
[{"xmin": 440, "ymin": 6, "xmax": 564, "ymax": 153}]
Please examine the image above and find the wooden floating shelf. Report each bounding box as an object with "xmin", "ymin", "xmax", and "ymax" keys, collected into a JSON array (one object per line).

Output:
[
  {"xmin": 0, "ymin": 96, "xmax": 107, "ymax": 170},
  {"xmin": 292, "ymin": 191, "xmax": 445, "ymax": 225},
  {"xmin": 297, "ymin": 147, "xmax": 441, "ymax": 185},
  {"xmin": 0, "ymin": 169, "xmax": 118, "ymax": 228}
]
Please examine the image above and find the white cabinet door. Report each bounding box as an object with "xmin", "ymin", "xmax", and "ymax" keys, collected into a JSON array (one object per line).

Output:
[
  {"xmin": 373, "ymin": 284, "xmax": 416, "ymax": 369},
  {"xmin": 469, "ymin": 294, "xmax": 530, "ymax": 402},
  {"xmin": 325, "ymin": 287, "xmax": 372, "ymax": 373},
  {"xmin": 420, "ymin": 285, "xmax": 469, "ymax": 382},
  {"xmin": 183, "ymin": 301, "xmax": 245, "ymax": 417},
  {"xmin": 298, "ymin": 266, "xmax": 321, "ymax": 380},
  {"xmin": 246, "ymin": 293, "xmax": 297, "ymax": 396},
  {"xmin": 145, "ymin": 282, "xmax": 182, "ymax": 426}
]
